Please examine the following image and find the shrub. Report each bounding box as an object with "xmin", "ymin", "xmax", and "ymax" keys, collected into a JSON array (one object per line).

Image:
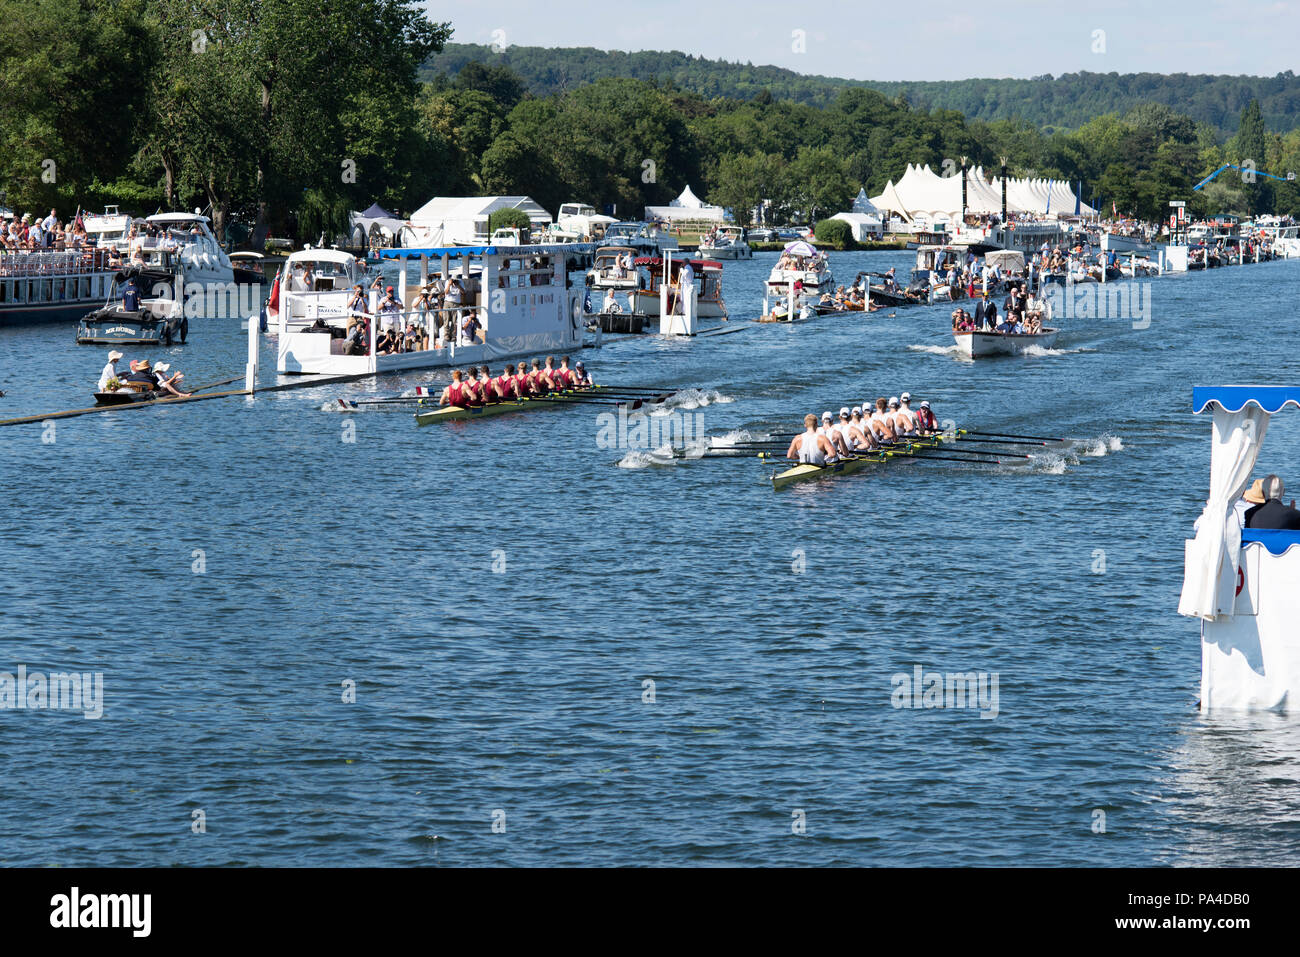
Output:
[
  {"xmin": 488, "ymin": 207, "xmax": 533, "ymax": 237},
  {"xmin": 813, "ymin": 218, "xmax": 856, "ymax": 250}
]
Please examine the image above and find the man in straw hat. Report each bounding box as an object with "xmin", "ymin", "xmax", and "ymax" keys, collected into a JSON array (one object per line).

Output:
[
  {"xmin": 1245, "ymin": 475, "xmax": 1300, "ymax": 530},
  {"xmin": 98, "ymin": 350, "xmax": 124, "ymax": 392}
]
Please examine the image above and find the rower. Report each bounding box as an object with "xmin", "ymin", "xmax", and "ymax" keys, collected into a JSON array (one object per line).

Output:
[
  {"xmin": 543, "ymin": 356, "xmax": 564, "ymax": 390},
  {"xmin": 530, "ymin": 358, "xmax": 553, "ymax": 395},
  {"xmin": 555, "ymin": 356, "xmax": 576, "ymax": 390},
  {"xmin": 97, "ymin": 350, "xmax": 124, "ymax": 391},
  {"xmin": 887, "ymin": 397, "xmax": 912, "ymax": 436},
  {"xmin": 573, "ymin": 361, "xmax": 593, "ymax": 388},
  {"xmin": 895, "ymin": 393, "xmax": 920, "ymax": 434},
  {"xmin": 495, "ymin": 364, "xmax": 518, "ymax": 400},
  {"xmin": 514, "ymin": 362, "xmax": 536, "ymax": 397},
  {"xmin": 849, "ymin": 406, "xmax": 878, "ymax": 448},
  {"xmin": 439, "ymin": 369, "xmax": 470, "ymax": 408},
  {"xmin": 786, "ymin": 414, "xmax": 837, "ymax": 465},
  {"xmin": 478, "ymin": 366, "xmax": 503, "ymax": 403},
  {"xmin": 871, "ymin": 399, "xmax": 898, "ymax": 443},
  {"xmin": 818, "ymin": 411, "xmax": 852, "ymax": 458},
  {"xmin": 837, "ymin": 407, "xmax": 873, "ymax": 452}
]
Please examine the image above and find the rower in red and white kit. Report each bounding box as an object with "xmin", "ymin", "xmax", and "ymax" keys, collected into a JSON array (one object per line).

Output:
[
  {"xmin": 478, "ymin": 366, "xmax": 505, "ymax": 403},
  {"xmin": 512, "ymin": 362, "xmax": 534, "ymax": 397},
  {"xmin": 787, "ymin": 413, "xmax": 839, "ymax": 464},
  {"xmin": 460, "ymin": 368, "xmax": 485, "ymax": 407},
  {"xmin": 439, "ymin": 368, "xmax": 471, "ymax": 407},
  {"xmin": 530, "ymin": 358, "xmax": 554, "ymax": 394},
  {"xmin": 543, "ymin": 355, "xmax": 567, "ymax": 390},
  {"xmin": 554, "ymin": 355, "xmax": 577, "ymax": 390},
  {"xmin": 496, "ymin": 364, "xmax": 519, "ymax": 400}
]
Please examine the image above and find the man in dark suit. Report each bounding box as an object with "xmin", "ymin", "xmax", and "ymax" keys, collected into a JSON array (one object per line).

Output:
[
  {"xmin": 973, "ymin": 293, "xmax": 997, "ymax": 330},
  {"xmin": 1245, "ymin": 475, "xmax": 1300, "ymax": 530}
]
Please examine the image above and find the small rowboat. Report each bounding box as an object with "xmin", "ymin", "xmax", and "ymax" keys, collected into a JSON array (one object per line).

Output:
[
  {"xmin": 414, "ymin": 386, "xmax": 617, "ymax": 425},
  {"xmin": 94, "ymin": 388, "xmax": 160, "ymax": 406},
  {"xmin": 769, "ymin": 436, "xmax": 950, "ymax": 489},
  {"xmin": 953, "ymin": 327, "xmax": 1058, "ymax": 358}
]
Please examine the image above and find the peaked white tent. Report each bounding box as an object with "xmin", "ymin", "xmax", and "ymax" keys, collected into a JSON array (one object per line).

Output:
[
  {"xmin": 405, "ymin": 195, "xmax": 551, "ymax": 246},
  {"xmin": 645, "ymin": 185, "xmax": 726, "ymax": 223}
]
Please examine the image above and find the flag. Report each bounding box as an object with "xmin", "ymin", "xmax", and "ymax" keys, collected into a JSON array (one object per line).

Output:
[
  {"xmin": 1045, "ymin": 181, "xmax": 1052, "ymax": 215},
  {"xmin": 1112, "ymin": 201, "xmax": 1117, "ymax": 217},
  {"xmin": 1075, "ymin": 182, "xmax": 1081, "ymax": 216}
]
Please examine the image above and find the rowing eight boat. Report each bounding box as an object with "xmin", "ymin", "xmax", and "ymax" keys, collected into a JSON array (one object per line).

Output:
[
  {"xmin": 415, "ymin": 385, "xmax": 622, "ymax": 425},
  {"xmin": 769, "ymin": 435, "xmax": 955, "ymax": 489}
]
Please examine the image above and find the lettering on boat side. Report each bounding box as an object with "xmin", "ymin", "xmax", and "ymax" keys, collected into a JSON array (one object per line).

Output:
[
  {"xmin": 49, "ymin": 888, "xmax": 150, "ymax": 937},
  {"xmin": 890, "ymin": 665, "xmax": 999, "ymax": 719},
  {"xmin": 0, "ymin": 666, "xmax": 103, "ymax": 719}
]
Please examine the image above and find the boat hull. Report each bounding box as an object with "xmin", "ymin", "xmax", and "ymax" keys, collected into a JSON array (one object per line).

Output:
[
  {"xmin": 954, "ymin": 328, "xmax": 1058, "ymax": 358},
  {"xmin": 698, "ymin": 244, "xmax": 751, "ymax": 260}
]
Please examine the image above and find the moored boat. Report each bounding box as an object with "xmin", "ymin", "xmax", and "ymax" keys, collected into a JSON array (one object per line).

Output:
[
  {"xmin": 76, "ymin": 266, "xmax": 187, "ymax": 345},
  {"xmin": 765, "ymin": 240, "xmax": 833, "ymax": 295},
  {"xmin": 698, "ymin": 225, "xmax": 752, "ymax": 260}
]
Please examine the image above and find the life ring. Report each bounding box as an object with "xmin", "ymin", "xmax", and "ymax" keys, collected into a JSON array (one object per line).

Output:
[{"xmin": 570, "ymin": 297, "xmax": 582, "ymax": 332}]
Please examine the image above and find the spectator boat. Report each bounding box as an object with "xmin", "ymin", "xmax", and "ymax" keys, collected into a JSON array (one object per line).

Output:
[
  {"xmin": 764, "ymin": 240, "xmax": 833, "ymax": 295},
  {"xmin": 262, "ymin": 247, "xmax": 364, "ymax": 335},
  {"xmin": 0, "ymin": 247, "xmax": 119, "ymax": 325},
  {"xmin": 130, "ymin": 213, "xmax": 235, "ymax": 287},
  {"xmin": 275, "ymin": 242, "xmax": 595, "ymax": 376},
  {"xmin": 76, "ymin": 266, "xmax": 187, "ymax": 345},
  {"xmin": 628, "ymin": 256, "xmax": 727, "ymax": 319},
  {"xmin": 953, "ymin": 326, "xmax": 1058, "ymax": 358},
  {"xmin": 698, "ymin": 225, "xmax": 752, "ymax": 260}
]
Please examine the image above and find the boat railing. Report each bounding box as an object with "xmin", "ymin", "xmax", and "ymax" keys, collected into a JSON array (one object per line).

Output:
[{"xmin": 0, "ymin": 248, "xmax": 114, "ymax": 277}]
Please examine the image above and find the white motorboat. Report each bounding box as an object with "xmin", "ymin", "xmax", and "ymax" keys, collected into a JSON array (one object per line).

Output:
[
  {"xmin": 586, "ymin": 246, "xmax": 642, "ymax": 292},
  {"xmin": 130, "ymin": 213, "xmax": 234, "ymax": 287},
  {"xmin": 263, "ymin": 247, "xmax": 364, "ymax": 334},
  {"xmin": 954, "ymin": 327, "xmax": 1058, "ymax": 358},
  {"xmin": 698, "ymin": 225, "xmax": 752, "ymax": 260},
  {"xmin": 765, "ymin": 240, "xmax": 833, "ymax": 295}
]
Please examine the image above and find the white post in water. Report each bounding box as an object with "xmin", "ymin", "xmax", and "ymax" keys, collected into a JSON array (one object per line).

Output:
[
  {"xmin": 787, "ymin": 279, "xmax": 795, "ymax": 320},
  {"xmin": 245, "ymin": 305, "xmax": 258, "ymax": 394},
  {"xmin": 658, "ymin": 257, "xmax": 670, "ymax": 333}
]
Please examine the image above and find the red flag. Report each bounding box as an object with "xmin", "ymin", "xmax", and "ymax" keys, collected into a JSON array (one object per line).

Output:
[
  {"xmin": 266, "ymin": 270, "xmax": 280, "ymax": 317},
  {"xmin": 1112, "ymin": 201, "xmax": 1117, "ymax": 216}
]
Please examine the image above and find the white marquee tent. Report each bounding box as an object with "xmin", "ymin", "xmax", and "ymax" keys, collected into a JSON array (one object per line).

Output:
[
  {"xmin": 870, "ymin": 164, "xmax": 1097, "ymax": 221},
  {"xmin": 645, "ymin": 185, "xmax": 727, "ymax": 223}
]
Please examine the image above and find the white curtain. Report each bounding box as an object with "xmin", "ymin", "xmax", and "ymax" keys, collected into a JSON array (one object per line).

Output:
[{"xmin": 1178, "ymin": 404, "xmax": 1270, "ymax": 619}]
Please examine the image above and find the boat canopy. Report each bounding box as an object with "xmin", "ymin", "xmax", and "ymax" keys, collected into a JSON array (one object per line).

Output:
[
  {"xmin": 1180, "ymin": 384, "xmax": 1300, "ymax": 620},
  {"xmin": 382, "ymin": 243, "xmax": 594, "ymax": 260},
  {"xmin": 633, "ymin": 256, "xmax": 721, "ymax": 270},
  {"xmin": 1192, "ymin": 386, "xmax": 1300, "ymax": 415},
  {"xmin": 287, "ymin": 247, "xmax": 356, "ymax": 266}
]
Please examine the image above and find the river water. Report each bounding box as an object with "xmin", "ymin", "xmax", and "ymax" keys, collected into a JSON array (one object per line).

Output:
[{"xmin": 2, "ymin": 250, "xmax": 1299, "ymax": 866}]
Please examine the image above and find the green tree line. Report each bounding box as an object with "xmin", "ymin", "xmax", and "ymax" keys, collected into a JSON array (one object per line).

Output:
[
  {"xmin": 427, "ymin": 44, "xmax": 1300, "ymax": 137},
  {"xmin": 3, "ymin": 6, "xmax": 1297, "ymax": 240}
]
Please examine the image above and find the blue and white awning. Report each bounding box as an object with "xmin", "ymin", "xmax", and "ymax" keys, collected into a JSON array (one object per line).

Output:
[{"xmin": 1193, "ymin": 386, "xmax": 1300, "ymax": 414}]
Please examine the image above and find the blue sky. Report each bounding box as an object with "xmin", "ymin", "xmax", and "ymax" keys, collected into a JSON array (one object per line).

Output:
[{"xmin": 424, "ymin": 0, "xmax": 1298, "ymax": 82}]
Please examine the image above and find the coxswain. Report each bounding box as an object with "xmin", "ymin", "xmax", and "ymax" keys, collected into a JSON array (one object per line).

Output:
[
  {"xmin": 98, "ymin": 350, "xmax": 124, "ymax": 392},
  {"xmin": 573, "ymin": 361, "xmax": 593, "ymax": 388},
  {"xmin": 914, "ymin": 399, "xmax": 938, "ymax": 434},
  {"xmin": 439, "ymin": 369, "xmax": 470, "ymax": 407},
  {"xmin": 786, "ymin": 414, "xmax": 838, "ymax": 465}
]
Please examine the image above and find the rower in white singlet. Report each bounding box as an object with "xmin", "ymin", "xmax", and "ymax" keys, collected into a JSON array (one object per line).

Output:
[
  {"xmin": 895, "ymin": 392, "xmax": 919, "ymax": 434},
  {"xmin": 836, "ymin": 407, "xmax": 872, "ymax": 451},
  {"xmin": 887, "ymin": 397, "xmax": 912, "ymax": 436},
  {"xmin": 870, "ymin": 398, "xmax": 898, "ymax": 443},
  {"xmin": 849, "ymin": 406, "xmax": 879, "ymax": 449},
  {"xmin": 786, "ymin": 413, "xmax": 837, "ymax": 464},
  {"xmin": 818, "ymin": 411, "xmax": 851, "ymax": 457}
]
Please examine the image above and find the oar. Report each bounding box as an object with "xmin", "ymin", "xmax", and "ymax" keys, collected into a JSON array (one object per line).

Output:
[
  {"xmin": 960, "ymin": 429, "xmax": 1065, "ymax": 443},
  {"xmin": 944, "ymin": 435, "xmax": 1047, "ymax": 446},
  {"xmin": 915, "ymin": 445, "xmax": 1029, "ymax": 459}
]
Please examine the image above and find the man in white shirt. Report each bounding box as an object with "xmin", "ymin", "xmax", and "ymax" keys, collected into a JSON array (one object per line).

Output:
[{"xmin": 41, "ymin": 209, "xmax": 57, "ymax": 236}]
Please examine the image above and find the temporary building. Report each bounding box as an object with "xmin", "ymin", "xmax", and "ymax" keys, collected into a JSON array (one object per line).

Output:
[
  {"xmin": 644, "ymin": 185, "xmax": 727, "ymax": 223},
  {"xmin": 405, "ymin": 195, "xmax": 552, "ymax": 247}
]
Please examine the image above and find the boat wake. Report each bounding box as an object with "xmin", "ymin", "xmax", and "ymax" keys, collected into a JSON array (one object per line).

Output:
[
  {"xmin": 652, "ymin": 388, "xmax": 735, "ymax": 412},
  {"xmin": 1019, "ymin": 344, "xmax": 1097, "ymax": 357},
  {"xmin": 709, "ymin": 429, "xmax": 769, "ymax": 447},
  {"xmin": 615, "ymin": 445, "xmax": 684, "ymax": 468},
  {"xmin": 907, "ymin": 344, "xmax": 967, "ymax": 359},
  {"xmin": 1018, "ymin": 433, "xmax": 1123, "ymax": 474}
]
